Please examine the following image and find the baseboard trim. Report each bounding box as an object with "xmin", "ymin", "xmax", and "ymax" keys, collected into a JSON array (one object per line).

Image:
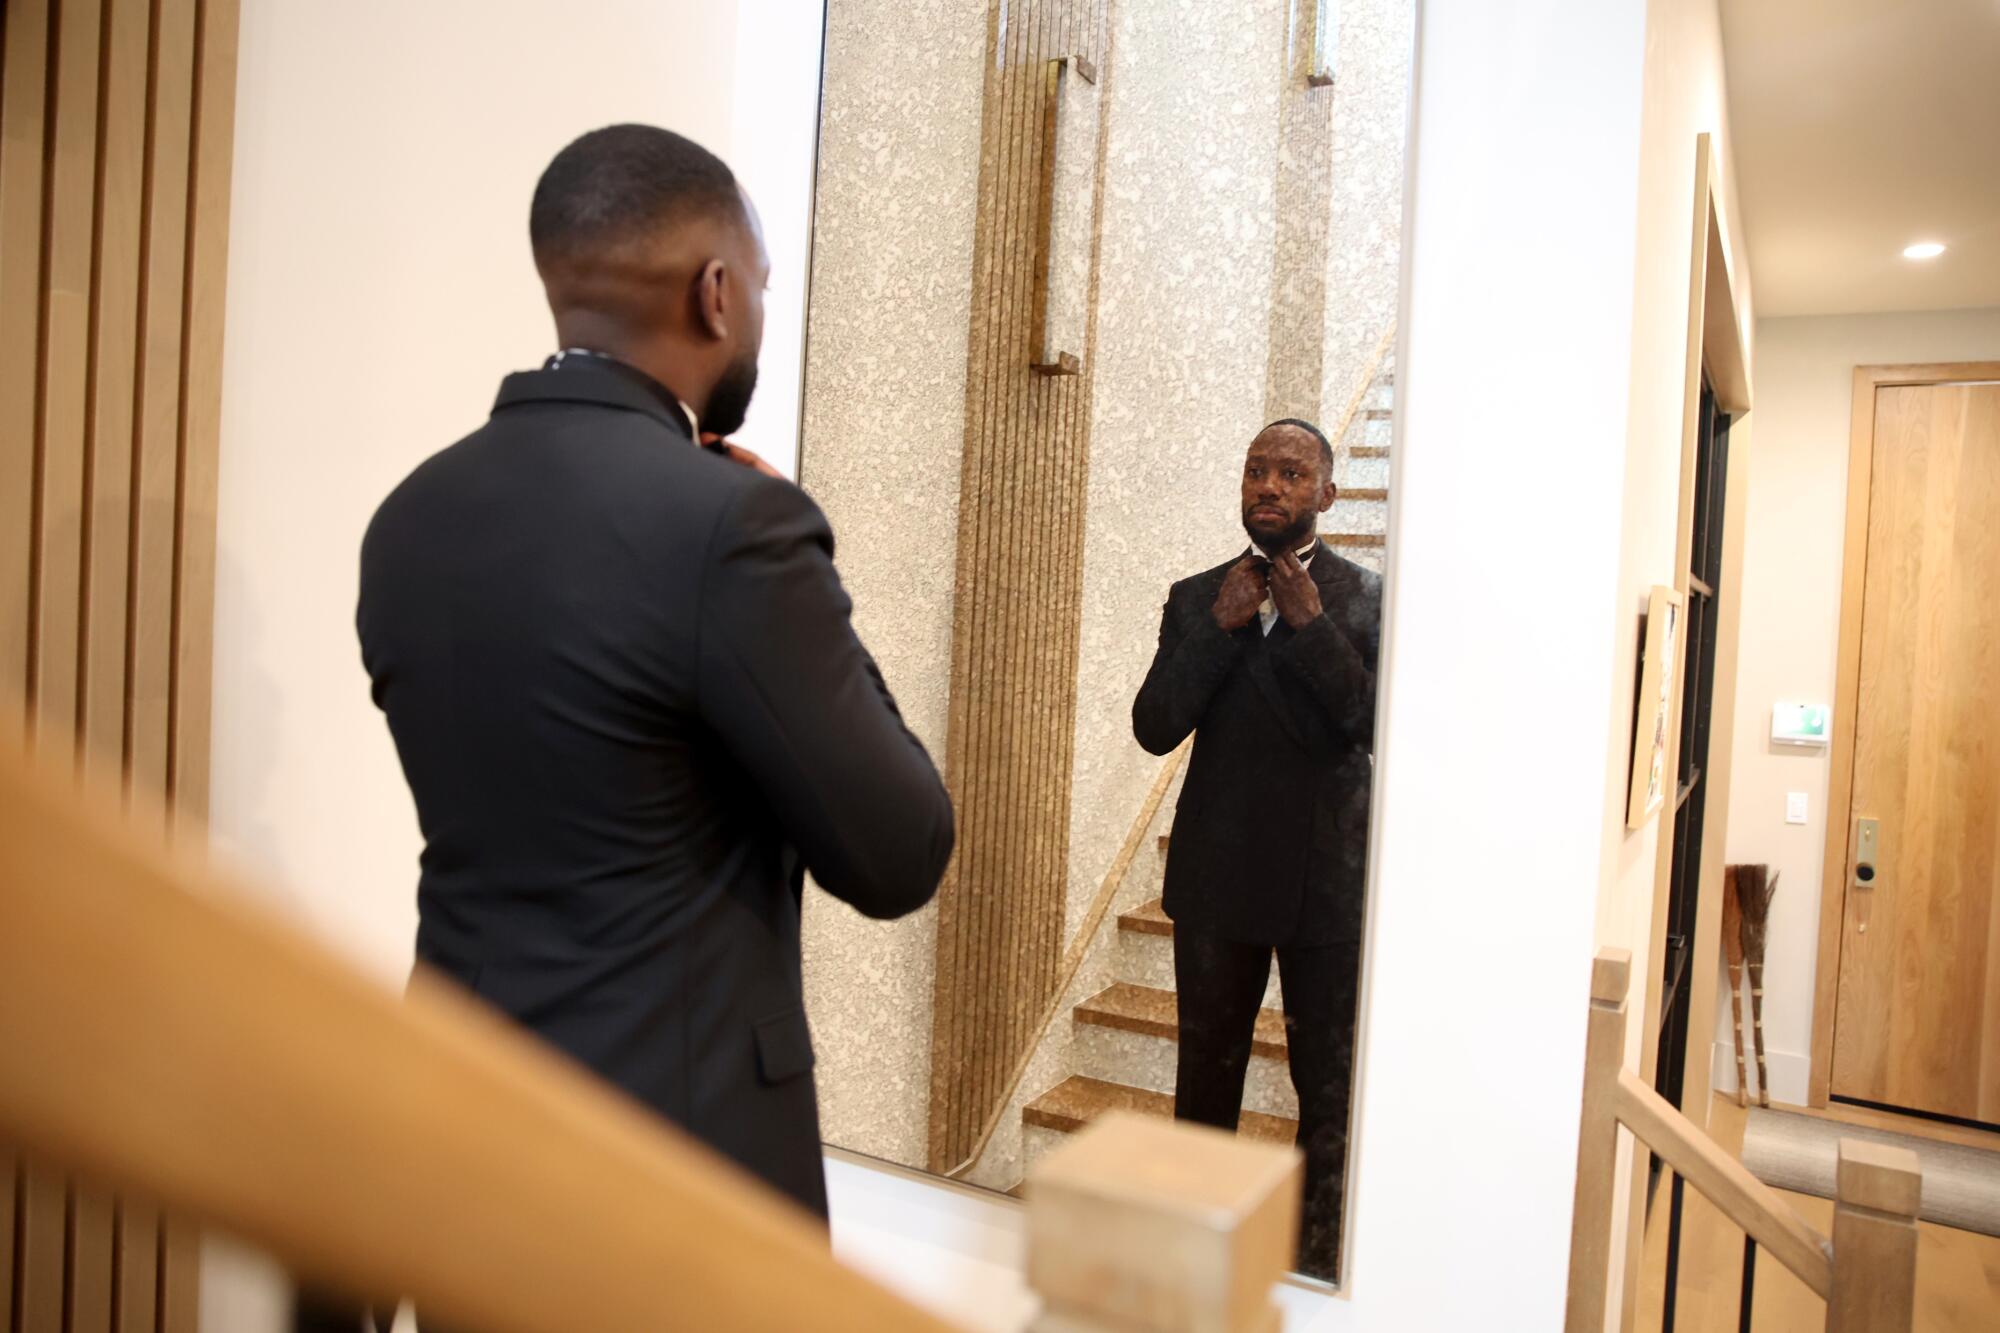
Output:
[{"xmin": 1709, "ymin": 1042, "xmax": 1810, "ymax": 1108}]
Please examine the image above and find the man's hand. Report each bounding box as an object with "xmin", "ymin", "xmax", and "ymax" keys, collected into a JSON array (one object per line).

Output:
[
  {"xmin": 701, "ymin": 433, "xmax": 787, "ymax": 481},
  {"xmin": 1270, "ymin": 548, "xmax": 1323, "ymax": 629},
  {"xmin": 1212, "ymin": 555, "xmax": 1270, "ymax": 632}
]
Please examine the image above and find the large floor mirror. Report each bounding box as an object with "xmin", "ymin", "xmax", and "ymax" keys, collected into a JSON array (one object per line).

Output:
[{"xmin": 795, "ymin": 0, "xmax": 1416, "ymax": 1285}]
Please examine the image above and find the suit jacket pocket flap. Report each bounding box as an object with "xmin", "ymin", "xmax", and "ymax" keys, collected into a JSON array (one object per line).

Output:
[{"xmin": 754, "ymin": 1009, "xmax": 816, "ymax": 1084}]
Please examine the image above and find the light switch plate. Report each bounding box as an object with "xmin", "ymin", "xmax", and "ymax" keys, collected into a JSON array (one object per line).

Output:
[{"xmin": 1786, "ymin": 791, "xmax": 1809, "ymax": 825}]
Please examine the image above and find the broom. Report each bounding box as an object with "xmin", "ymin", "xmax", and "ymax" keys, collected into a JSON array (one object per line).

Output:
[
  {"xmin": 1736, "ymin": 864, "xmax": 1780, "ymax": 1108},
  {"xmin": 1723, "ymin": 866, "xmax": 1749, "ymax": 1108}
]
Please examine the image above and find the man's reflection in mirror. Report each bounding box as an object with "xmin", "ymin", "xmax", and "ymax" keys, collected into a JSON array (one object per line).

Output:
[{"xmin": 1130, "ymin": 419, "xmax": 1381, "ymax": 1279}]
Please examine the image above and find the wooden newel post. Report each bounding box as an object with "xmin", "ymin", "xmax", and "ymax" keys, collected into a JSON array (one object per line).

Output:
[
  {"xmin": 1024, "ymin": 1111, "xmax": 1303, "ymax": 1333},
  {"xmin": 1564, "ymin": 948, "xmax": 1631, "ymax": 1333},
  {"xmin": 1827, "ymin": 1139, "xmax": 1921, "ymax": 1333}
]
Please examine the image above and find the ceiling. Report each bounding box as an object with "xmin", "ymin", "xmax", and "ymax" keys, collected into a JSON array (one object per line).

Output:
[{"xmin": 1720, "ymin": 0, "xmax": 2000, "ymax": 317}]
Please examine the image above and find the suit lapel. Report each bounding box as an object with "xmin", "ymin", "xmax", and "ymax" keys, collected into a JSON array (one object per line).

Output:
[
  {"xmin": 1243, "ymin": 623, "xmax": 1311, "ymax": 749},
  {"xmin": 1244, "ymin": 540, "xmax": 1339, "ymax": 748}
]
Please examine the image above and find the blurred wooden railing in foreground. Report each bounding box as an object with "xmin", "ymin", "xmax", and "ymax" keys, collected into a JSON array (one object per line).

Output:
[
  {"xmin": 0, "ymin": 734, "xmax": 960, "ymax": 1333},
  {"xmin": 0, "ymin": 730, "xmax": 1306, "ymax": 1333},
  {"xmin": 1565, "ymin": 949, "xmax": 1921, "ymax": 1333}
]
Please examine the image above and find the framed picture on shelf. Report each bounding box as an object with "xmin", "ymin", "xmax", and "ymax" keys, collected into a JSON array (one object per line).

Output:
[{"xmin": 1627, "ymin": 584, "xmax": 1684, "ymax": 829}]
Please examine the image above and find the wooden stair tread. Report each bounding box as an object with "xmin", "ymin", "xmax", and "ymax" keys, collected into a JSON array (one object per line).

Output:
[
  {"xmin": 1117, "ymin": 898, "xmax": 1174, "ymax": 937},
  {"xmin": 1338, "ymin": 487, "xmax": 1388, "ymax": 502},
  {"xmin": 1024, "ymin": 1076, "xmax": 1297, "ymax": 1145},
  {"xmin": 1076, "ymin": 982, "xmax": 1287, "ymax": 1058},
  {"xmin": 1361, "ymin": 408, "xmax": 1394, "ymax": 421},
  {"xmin": 1348, "ymin": 445, "xmax": 1390, "ymax": 459},
  {"xmin": 1323, "ymin": 532, "xmax": 1386, "ymax": 548}
]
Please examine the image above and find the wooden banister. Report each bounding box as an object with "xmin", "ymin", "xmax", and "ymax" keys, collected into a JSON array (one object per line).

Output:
[
  {"xmin": 1026, "ymin": 1112, "xmax": 1300, "ymax": 1333},
  {"xmin": 0, "ymin": 732, "xmax": 959, "ymax": 1333},
  {"xmin": 1614, "ymin": 1069, "xmax": 1832, "ymax": 1295},
  {"xmin": 1564, "ymin": 950, "xmax": 1631, "ymax": 1333},
  {"xmin": 1828, "ymin": 1141, "xmax": 1921, "ymax": 1333},
  {"xmin": 1565, "ymin": 947, "xmax": 1919, "ymax": 1332}
]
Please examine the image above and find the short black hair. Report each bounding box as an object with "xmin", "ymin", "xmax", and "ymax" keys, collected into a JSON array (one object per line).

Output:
[
  {"xmin": 1263, "ymin": 417, "xmax": 1335, "ymax": 482},
  {"xmin": 530, "ymin": 124, "xmax": 743, "ymax": 263}
]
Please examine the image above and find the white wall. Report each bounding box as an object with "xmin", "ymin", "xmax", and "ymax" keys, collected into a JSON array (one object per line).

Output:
[
  {"xmin": 211, "ymin": 0, "xmax": 821, "ymax": 979},
  {"xmin": 1714, "ymin": 306, "xmax": 2000, "ymax": 1106},
  {"xmin": 207, "ymin": 1, "xmax": 824, "ymax": 1325},
  {"xmin": 1333, "ymin": 1, "xmax": 1648, "ymax": 1327}
]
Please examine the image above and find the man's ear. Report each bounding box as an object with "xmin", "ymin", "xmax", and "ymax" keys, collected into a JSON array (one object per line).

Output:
[
  {"xmin": 1319, "ymin": 479, "xmax": 1338, "ymax": 512},
  {"xmin": 697, "ymin": 258, "xmax": 729, "ymax": 342}
]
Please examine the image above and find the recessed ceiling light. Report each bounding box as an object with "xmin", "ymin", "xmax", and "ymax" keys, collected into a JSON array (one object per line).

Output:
[{"xmin": 1903, "ymin": 242, "xmax": 1946, "ymax": 260}]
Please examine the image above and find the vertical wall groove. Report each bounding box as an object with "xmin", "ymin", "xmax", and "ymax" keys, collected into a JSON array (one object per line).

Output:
[
  {"xmin": 928, "ymin": 0, "xmax": 1109, "ymax": 1173},
  {"xmin": 0, "ymin": 0, "xmax": 234, "ymax": 1326},
  {"xmin": 1265, "ymin": 0, "xmax": 1335, "ymax": 423}
]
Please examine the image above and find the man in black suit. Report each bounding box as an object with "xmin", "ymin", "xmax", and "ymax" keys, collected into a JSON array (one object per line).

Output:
[
  {"xmin": 356, "ymin": 124, "xmax": 954, "ymax": 1228},
  {"xmin": 1132, "ymin": 419, "xmax": 1380, "ymax": 1280}
]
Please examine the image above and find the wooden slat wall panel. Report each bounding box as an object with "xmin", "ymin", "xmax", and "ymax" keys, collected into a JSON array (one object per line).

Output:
[
  {"xmin": 16, "ymin": 1164, "xmax": 68, "ymax": 1331},
  {"xmin": 126, "ymin": 0, "xmax": 196, "ymax": 813},
  {"xmin": 0, "ymin": 1152, "xmax": 13, "ymax": 1326},
  {"xmin": 0, "ymin": 0, "xmax": 51, "ymax": 706},
  {"xmin": 157, "ymin": 1223, "xmax": 200, "ymax": 1333},
  {"xmin": 79, "ymin": 0, "xmax": 153, "ymax": 789},
  {"xmin": 67, "ymin": 1187, "xmax": 115, "ymax": 1333},
  {"xmin": 33, "ymin": 0, "xmax": 105, "ymax": 762},
  {"xmin": 111, "ymin": 1201, "xmax": 158, "ymax": 1333},
  {"xmin": 167, "ymin": 0, "xmax": 237, "ymax": 835},
  {"xmin": 0, "ymin": 0, "xmax": 236, "ymax": 1324},
  {"xmin": 927, "ymin": 0, "xmax": 1109, "ymax": 1174}
]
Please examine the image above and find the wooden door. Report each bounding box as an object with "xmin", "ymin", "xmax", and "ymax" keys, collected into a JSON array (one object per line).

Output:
[{"xmin": 1830, "ymin": 378, "xmax": 2000, "ymax": 1121}]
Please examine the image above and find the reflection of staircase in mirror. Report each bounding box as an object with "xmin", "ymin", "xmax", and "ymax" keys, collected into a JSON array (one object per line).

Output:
[
  {"xmin": 1321, "ymin": 349, "xmax": 1395, "ymax": 573},
  {"xmin": 998, "ymin": 336, "xmax": 1397, "ymax": 1194},
  {"xmin": 1014, "ymin": 830, "xmax": 1300, "ymax": 1192}
]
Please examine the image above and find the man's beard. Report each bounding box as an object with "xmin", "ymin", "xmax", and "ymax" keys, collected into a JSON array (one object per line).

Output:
[
  {"xmin": 1242, "ymin": 506, "xmax": 1316, "ymax": 554},
  {"xmin": 703, "ymin": 351, "xmax": 760, "ymax": 438}
]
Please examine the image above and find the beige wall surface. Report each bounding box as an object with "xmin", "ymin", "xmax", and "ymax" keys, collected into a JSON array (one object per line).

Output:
[
  {"xmin": 796, "ymin": 0, "xmax": 990, "ymax": 1168},
  {"xmin": 1598, "ymin": 0, "xmax": 1750, "ymax": 990},
  {"xmin": 1713, "ymin": 306, "xmax": 2000, "ymax": 1107},
  {"xmin": 1593, "ymin": 0, "xmax": 1750, "ymax": 1320},
  {"xmin": 213, "ymin": 0, "xmax": 750, "ymax": 978}
]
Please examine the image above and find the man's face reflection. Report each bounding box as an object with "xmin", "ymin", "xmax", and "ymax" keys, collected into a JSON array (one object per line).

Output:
[{"xmin": 1240, "ymin": 428, "xmax": 1335, "ymax": 553}]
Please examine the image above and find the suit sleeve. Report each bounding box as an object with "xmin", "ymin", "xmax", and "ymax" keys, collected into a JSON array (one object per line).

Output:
[
  {"xmin": 1132, "ymin": 581, "xmax": 1242, "ymax": 756},
  {"xmin": 696, "ymin": 478, "xmax": 955, "ymax": 919},
  {"xmin": 1272, "ymin": 583, "xmax": 1379, "ymax": 746}
]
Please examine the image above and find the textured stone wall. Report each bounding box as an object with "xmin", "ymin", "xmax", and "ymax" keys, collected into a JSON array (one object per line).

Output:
[
  {"xmin": 796, "ymin": 0, "xmax": 990, "ymax": 1168},
  {"xmin": 1065, "ymin": 0, "xmax": 1288, "ymax": 947}
]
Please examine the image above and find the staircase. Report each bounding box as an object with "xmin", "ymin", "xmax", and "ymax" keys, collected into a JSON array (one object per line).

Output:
[
  {"xmin": 1016, "ymin": 833, "xmax": 1299, "ymax": 1186},
  {"xmin": 1321, "ymin": 350, "xmax": 1395, "ymax": 573},
  {"xmin": 1005, "ymin": 350, "xmax": 1396, "ymax": 1189}
]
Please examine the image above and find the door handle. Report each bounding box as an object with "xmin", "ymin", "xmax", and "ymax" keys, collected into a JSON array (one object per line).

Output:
[{"xmin": 1853, "ymin": 817, "xmax": 1880, "ymax": 890}]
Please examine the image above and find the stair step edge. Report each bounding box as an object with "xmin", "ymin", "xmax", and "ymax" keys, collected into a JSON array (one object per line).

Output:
[
  {"xmin": 1075, "ymin": 982, "xmax": 1287, "ymax": 1057},
  {"xmin": 1023, "ymin": 1076, "xmax": 1297, "ymax": 1144}
]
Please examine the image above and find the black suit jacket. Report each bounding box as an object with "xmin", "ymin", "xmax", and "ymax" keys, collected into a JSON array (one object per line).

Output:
[
  {"xmin": 1132, "ymin": 542, "xmax": 1381, "ymax": 946},
  {"xmin": 356, "ymin": 360, "xmax": 954, "ymax": 1218}
]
